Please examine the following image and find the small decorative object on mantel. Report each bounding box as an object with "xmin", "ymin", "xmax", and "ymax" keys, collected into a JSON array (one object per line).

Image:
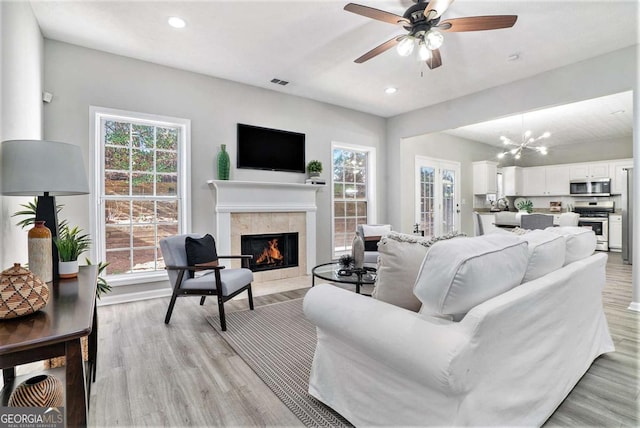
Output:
[
  {"xmin": 351, "ymin": 233, "xmax": 365, "ymax": 269},
  {"xmin": 0, "ymin": 263, "xmax": 49, "ymax": 320},
  {"xmin": 307, "ymin": 160, "xmax": 323, "ymax": 178},
  {"xmin": 217, "ymin": 144, "xmax": 230, "ymax": 180},
  {"xmin": 28, "ymin": 220, "xmax": 53, "ymax": 283},
  {"xmin": 8, "ymin": 374, "xmax": 63, "ymax": 407}
]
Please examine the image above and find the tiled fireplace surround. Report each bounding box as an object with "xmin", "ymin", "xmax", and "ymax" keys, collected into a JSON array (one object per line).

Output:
[{"xmin": 208, "ymin": 180, "xmax": 323, "ymax": 283}]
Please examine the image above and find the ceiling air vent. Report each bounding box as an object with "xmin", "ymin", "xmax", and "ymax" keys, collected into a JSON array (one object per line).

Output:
[{"xmin": 270, "ymin": 78, "xmax": 289, "ymax": 86}]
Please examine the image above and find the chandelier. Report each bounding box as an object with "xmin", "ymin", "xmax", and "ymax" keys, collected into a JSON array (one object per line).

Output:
[{"xmin": 497, "ymin": 117, "xmax": 551, "ymax": 160}]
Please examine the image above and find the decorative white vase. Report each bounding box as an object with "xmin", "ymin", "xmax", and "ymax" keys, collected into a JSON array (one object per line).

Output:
[
  {"xmin": 351, "ymin": 234, "xmax": 365, "ymax": 269},
  {"xmin": 59, "ymin": 260, "xmax": 79, "ymax": 279}
]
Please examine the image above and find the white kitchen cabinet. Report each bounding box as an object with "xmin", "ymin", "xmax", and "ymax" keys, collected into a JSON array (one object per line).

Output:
[
  {"xmin": 500, "ymin": 166, "xmax": 522, "ymax": 196},
  {"xmin": 473, "ymin": 161, "xmax": 498, "ymax": 195},
  {"xmin": 610, "ymin": 159, "xmax": 633, "ymax": 195},
  {"xmin": 609, "ymin": 214, "xmax": 622, "ymax": 251},
  {"xmin": 545, "ymin": 165, "xmax": 571, "ymax": 195},
  {"xmin": 522, "ymin": 167, "xmax": 547, "ymax": 196},
  {"xmin": 569, "ymin": 162, "xmax": 609, "ymax": 180}
]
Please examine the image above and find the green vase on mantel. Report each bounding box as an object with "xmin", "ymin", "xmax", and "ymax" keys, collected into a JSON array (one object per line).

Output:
[{"xmin": 217, "ymin": 144, "xmax": 230, "ymax": 180}]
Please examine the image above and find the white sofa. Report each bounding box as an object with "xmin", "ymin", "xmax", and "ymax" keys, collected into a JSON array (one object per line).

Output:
[{"xmin": 303, "ymin": 228, "xmax": 614, "ymax": 426}]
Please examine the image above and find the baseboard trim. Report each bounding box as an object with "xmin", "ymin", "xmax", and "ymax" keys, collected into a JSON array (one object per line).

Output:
[
  {"xmin": 97, "ymin": 288, "xmax": 172, "ymax": 306},
  {"xmin": 627, "ymin": 302, "xmax": 640, "ymax": 312}
]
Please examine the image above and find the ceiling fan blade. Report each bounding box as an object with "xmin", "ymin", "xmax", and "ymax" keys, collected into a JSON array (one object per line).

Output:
[
  {"xmin": 423, "ymin": 0, "xmax": 454, "ymax": 20},
  {"xmin": 355, "ymin": 36, "xmax": 403, "ymax": 63},
  {"xmin": 438, "ymin": 15, "xmax": 518, "ymax": 32},
  {"xmin": 344, "ymin": 3, "xmax": 410, "ymax": 25},
  {"xmin": 426, "ymin": 48, "xmax": 442, "ymax": 69}
]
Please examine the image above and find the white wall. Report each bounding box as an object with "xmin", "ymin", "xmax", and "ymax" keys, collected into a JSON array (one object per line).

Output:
[
  {"xmin": 401, "ymin": 133, "xmax": 498, "ymax": 236},
  {"xmin": 387, "ymin": 45, "xmax": 638, "ymax": 234},
  {"xmin": 0, "ymin": 2, "xmax": 43, "ymax": 268},
  {"xmin": 43, "ymin": 40, "xmax": 386, "ymax": 297}
]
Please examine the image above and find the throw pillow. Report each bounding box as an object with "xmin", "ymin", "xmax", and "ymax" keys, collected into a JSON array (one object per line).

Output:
[
  {"xmin": 544, "ymin": 226, "xmax": 596, "ymax": 265},
  {"xmin": 372, "ymin": 231, "xmax": 465, "ymax": 312},
  {"xmin": 185, "ymin": 234, "xmax": 219, "ymax": 278},
  {"xmin": 414, "ymin": 234, "xmax": 528, "ymax": 321},
  {"xmin": 518, "ymin": 229, "xmax": 565, "ymax": 283}
]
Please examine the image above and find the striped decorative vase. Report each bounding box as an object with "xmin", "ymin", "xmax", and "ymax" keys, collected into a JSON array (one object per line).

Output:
[
  {"xmin": 8, "ymin": 374, "xmax": 63, "ymax": 407},
  {"xmin": 28, "ymin": 221, "xmax": 53, "ymax": 283},
  {"xmin": 217, "ymin": 144, "xmax": 230, "ymax": 180}
]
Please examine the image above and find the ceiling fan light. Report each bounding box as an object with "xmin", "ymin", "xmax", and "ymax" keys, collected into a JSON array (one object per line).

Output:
[
  {"xmin": 396, "ymin": 37, "xmax": 415, "ymax": 57},
  {"xmin": 524, "ymin": 130, "xmax": 532, "ymax": 138},
  {"xmin": 510, "ymin": 148, "xmax": 518, "ymax": 154},
  {"xmin": 541, "ymin": 131, "xmax": 551, "ymax": 138},
  {"xmin": 515, "ymin": 153, "xmax": 521, "ymax": 160},
  {"xmin": 417, "ymin": 42, "xmax": 431, "ymax": 61},
  {"xmin": 497, "ymin": 152, "xmax": 505, "ymax": 159},
  {"xmin": 424, "ymin": 30, "xmax": 444, "ymax": 50}
]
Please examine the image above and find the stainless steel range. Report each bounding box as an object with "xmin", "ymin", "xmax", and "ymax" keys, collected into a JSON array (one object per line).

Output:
[{"xmin": 573, "ymin": 201, "xmax": 614, "ymax": 251}]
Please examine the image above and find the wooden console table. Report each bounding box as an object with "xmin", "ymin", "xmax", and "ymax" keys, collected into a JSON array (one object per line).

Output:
[{"xmin": 0, "ymin": 265, "xmax": 98, "ymax": 427}]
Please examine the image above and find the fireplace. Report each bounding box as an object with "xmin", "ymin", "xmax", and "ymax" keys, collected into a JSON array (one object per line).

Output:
[{"xmin": 241, "ymin": 232, "xmax": 299, "ymax": 272}]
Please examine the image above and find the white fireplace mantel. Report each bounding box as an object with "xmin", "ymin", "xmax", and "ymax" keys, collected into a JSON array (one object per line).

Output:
[{"xmin": 207, "ymin": 180, "xmax": 324, "ymax": 273}]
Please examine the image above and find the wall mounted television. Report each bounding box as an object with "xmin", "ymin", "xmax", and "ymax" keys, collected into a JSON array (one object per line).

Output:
[{"xmin": 237, "ymin": 123, "xmax": 306, "ymax": 173}]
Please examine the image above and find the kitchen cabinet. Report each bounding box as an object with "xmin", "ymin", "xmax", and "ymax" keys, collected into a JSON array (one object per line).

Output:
[
  {"xmin": 521, "ymin": 165, "xmax": 571, "ymax": 196},
  {"xmin": 610, "ymin": 159, "xmax": 633, "ymax": 195},
  {"xmin": 545, "ymin": 165, "xmax": 571, "ymax": 195},
  {"xmin": 473, "ymin": 161, "xmax": 498, "ymax": 195},
  {"xmin": 609, "ymin": 214, "xmax": 622, "ymax": 251},
  {"xmin": 569, "ymin": 162, "xmax": 609, "ymax": 180},
  {"xmin": 501, "ymin": 166, "xmax": 523, "ymax": 196},
  {"xmin": 522, "ymin": 167, "xmax": 547, "ymax": 196}
]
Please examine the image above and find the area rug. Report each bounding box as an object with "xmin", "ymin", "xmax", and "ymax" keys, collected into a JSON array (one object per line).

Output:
[{"xmin": 206, "ymin": 298, "xmax": 352, "ymax": 428}]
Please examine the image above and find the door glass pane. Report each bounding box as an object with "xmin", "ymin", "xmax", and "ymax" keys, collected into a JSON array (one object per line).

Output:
[
  {"xmin": 419, "ymin": 166, "xmax": 435, "ymax": 237},
  {"xmin": 442, "ymin": 168, "xmax": 456, "ymax": 234}
]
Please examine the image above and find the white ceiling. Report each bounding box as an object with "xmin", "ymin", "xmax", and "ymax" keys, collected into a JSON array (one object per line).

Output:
[
  {"xmin": 29, "ymin": 0, "xmax": 638, "ymax": 119},
  {"xmin": 445, "ymin": 90, "xmax": 634, "ymax": 148}
]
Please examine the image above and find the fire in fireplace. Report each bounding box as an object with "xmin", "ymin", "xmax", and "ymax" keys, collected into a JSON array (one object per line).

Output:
[{"xmin": 241, "ymin": 232, "xmax": 299, "ymax": 272}]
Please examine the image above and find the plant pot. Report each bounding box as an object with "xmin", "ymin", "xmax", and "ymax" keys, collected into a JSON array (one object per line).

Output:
[{"xmin": 59, "ymin": 260, "xmax": 79, "ymax": 279}]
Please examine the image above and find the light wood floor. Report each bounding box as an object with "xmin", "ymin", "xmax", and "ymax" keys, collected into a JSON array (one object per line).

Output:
[{"xmin": 13, "ymin": 255, "xmax": 639, "ymax": 426}]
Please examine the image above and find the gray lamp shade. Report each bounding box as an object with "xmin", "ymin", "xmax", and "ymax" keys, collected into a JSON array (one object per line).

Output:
[{"xmin": 1, "ymin": 140, "xmax": 89, "ymax": 196}]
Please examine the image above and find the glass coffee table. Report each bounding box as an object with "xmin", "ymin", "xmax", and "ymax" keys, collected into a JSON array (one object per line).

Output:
[{"xmin": 312, "ymin": 262, "xmax": 377, "ymax": 295}]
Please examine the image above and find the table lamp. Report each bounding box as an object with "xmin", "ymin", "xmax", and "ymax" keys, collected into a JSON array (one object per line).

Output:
[{"xmin": 1, "ymin": 140, "xmax": 90, "ymax": 280}]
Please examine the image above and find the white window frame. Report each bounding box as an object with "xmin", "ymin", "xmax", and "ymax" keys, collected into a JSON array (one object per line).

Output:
[
  {"xmin": 330, "ymin": 142, "xmax": 377, "ymax": 259},
  {"xmin": 90, "ymin": 106, "xmax": 191, "ymax": 287},
  {"xmin": 414, "ymin": 155, "xmax": 461, "ymax": 236}
]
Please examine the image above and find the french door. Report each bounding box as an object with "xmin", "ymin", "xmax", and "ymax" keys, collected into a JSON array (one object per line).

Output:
[{"xmin": 415, "ymin": 156, "xmax": 461, "ymax": 237}]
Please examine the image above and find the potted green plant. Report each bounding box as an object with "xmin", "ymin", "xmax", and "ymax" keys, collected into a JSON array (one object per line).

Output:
[
  {"xmin": 307, "ymin": 160, "xmax": 323, "ymax": 177},
  {"xmin": 53, "ymin": 226, "xmax": 91, "ymax": 278},
  {"xmin": 516, "ymin": 199, "xmax": 534, "ymax": 214}
]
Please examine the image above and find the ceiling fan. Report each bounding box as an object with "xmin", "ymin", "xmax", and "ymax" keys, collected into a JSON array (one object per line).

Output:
[{"xmin": 344, "ymin": 0, "xmax": 518, "ymax": 69}]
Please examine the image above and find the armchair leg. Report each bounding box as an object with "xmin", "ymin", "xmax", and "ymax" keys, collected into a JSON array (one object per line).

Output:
[
  {"xmin": 217, "ymin": 295, "xmax": 227, "ymax": 331},
  {"xmin": 200, "ymin": 296, "xmax": 206, "ymax": 306},
  {"xmin": 165, "ymin": 293, "xmax": 178, "ymax": 324},
  {"xmin": 247, "ymin": 284, "xmax": 254, "ymax": 310}
]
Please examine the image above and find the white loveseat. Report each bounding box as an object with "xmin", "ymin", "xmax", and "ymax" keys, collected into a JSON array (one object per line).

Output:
[{"xmin": 303, "ymin": 228, "xmax": 614, "ymax": 426}]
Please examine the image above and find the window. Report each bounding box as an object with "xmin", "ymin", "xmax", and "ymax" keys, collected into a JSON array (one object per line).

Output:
[
  {"xmin": 91, "ymin": 107, "xmax": 190, "ymax": 281},
  {"xmin": 331, "ymin": 143, "xmax": 376, "ymax": 258}
]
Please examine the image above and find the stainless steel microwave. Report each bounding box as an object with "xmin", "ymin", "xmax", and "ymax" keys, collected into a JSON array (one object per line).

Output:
[{"xmin": 569, "ymin": 178, "xmax": 611, "ymax": 196}]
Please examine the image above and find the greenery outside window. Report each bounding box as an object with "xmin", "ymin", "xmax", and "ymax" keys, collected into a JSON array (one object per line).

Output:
[
  {"xmin": 331, "ymin": 143, "xmax": 376, "ymax": 258},
  {"xmin": 92, "ymin": 107, "xmax": 190, "ymax": 282}
]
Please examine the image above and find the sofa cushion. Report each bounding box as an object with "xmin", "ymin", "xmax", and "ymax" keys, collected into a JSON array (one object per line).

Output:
[
  {"xmin": 519, "ymin": 230, "xmax": 566, "ymax": 283},
  {"xmin": 414, "ymin": 234, "xmax": 528, "ymax": 320},
  {"xmin": 544, "ymin": 226, "xmax": 596, "ymax": 265},
  {"xmin": 372, "ymin": 231, "xmax": 464, "ymax": 312}
]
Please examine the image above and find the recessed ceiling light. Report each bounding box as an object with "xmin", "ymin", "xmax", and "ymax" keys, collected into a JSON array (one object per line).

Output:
[
  {"xmin": 507, "ymin": 53, "xmax": 520, "ymax": 62},
  {"xmin": 610, "ymin": 109, "xmax": 625, "ymax": 115},
  {"xmin": 168, "ymin": 17, "xmax": 186, "ymax": 28},
  {"xmin": 385, "ymin": 87, "xmax": 398, "ymax": 94}
]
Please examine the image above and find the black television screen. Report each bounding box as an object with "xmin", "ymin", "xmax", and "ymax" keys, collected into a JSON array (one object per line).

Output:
[{"xmin": 237, "ymin": 123, "xmax": 305, "ymax": 173}]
